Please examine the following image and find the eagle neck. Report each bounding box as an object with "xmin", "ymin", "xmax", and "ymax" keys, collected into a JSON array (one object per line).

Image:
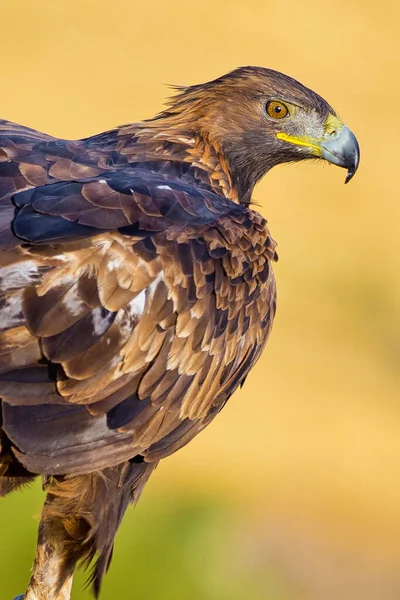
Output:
[{"xmin": 116, "ymin": 121, "xmax": 242, "ymax": 204}]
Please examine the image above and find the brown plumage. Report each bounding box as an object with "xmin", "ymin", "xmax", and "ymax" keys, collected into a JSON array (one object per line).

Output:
[{"xmin": 0, "ymin": 66, "xmax": 359, "ymax": 599}]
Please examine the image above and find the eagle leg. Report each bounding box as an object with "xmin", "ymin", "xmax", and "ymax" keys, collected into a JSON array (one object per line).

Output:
[{"xmin": 22, "ymin": 495, "xmax": 75, "ymax": 600}]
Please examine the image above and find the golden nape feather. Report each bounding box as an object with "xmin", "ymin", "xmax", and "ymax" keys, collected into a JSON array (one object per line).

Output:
[{"xmin": 0, "ymin": 66, "xmax": 359, "ymax": 600}]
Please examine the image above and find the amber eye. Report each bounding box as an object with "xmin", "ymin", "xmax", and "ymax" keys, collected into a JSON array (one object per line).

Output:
[{"xmin": 266, "ymin": 100, "xmax": 289, "ymax": 119}]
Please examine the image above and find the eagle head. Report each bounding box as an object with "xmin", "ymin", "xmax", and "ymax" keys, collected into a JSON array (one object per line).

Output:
[{"xmin": 160, "ymin": 66, "xmax": 360, "ymax": 203}]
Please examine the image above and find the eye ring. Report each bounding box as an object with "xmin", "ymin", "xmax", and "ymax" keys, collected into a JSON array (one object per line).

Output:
[{"xmin": 266, "ymin": 100, "xmax": 289, "ymax": 119}]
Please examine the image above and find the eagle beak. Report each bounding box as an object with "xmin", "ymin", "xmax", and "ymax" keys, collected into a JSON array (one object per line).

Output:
[{"xmin": 320, "ymin": 125, "xmax": 360, "ymax": 184}]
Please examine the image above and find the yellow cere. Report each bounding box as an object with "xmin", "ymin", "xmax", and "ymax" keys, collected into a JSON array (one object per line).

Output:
[
  {"xmin": 276, "ymin": 113, "xmax": 344, "ymax": 156},
  {"xmin": 324, "ymin": 113, "xmax": 344, "ymax": 136}
]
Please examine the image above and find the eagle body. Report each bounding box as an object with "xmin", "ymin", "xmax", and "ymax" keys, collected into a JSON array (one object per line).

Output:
[{"xmin": 0, "ymin": 67, "xmax": 359, "ymax": 599}]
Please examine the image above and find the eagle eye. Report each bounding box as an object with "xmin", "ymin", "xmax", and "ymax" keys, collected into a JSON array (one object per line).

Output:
[{"xmin": 266, "ymin": 100, "xmax": 289, "ymax": 119}]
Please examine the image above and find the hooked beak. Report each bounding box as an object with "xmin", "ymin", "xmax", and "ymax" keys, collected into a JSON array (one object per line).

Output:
[
  {"xmin": 320, "ymin": 125, "xmax": 360, "ymax": 184},
  {"xmin": 276, "ymin": 115, "xmax": 360, "ymax": 183}
]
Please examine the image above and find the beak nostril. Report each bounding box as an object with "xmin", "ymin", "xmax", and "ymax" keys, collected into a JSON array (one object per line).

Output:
[{"xmin": 329, "ymin": 129, "xmax": 337, "ymax": 137}]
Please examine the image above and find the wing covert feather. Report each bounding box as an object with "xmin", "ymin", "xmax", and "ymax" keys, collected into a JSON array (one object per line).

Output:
[{"xmin": 0, "ymin": 124, "xmax": 277, "ymax": 475}]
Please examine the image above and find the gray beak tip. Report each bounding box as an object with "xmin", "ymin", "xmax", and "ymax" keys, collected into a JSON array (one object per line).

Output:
[{"xmin": 345, "ymin": 169, "xmax": 356, "ymax": 184}]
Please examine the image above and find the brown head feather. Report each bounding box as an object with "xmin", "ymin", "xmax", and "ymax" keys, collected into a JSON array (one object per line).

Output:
[{"xmin": 116, "ymin": 66, "xmax": 334, "ymax": 203}]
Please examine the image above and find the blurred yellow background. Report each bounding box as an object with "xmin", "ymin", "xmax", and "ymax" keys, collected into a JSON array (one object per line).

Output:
[{"xmin": 0, "ymin": 1, "xmax": 399, "ymax": 599}]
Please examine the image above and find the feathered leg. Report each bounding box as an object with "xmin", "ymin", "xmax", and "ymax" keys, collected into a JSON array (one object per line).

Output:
[
  {"xmin": 23, "ymin": 497, "xmax": 75, "ymax": 600},
  {"xmin": 15, "ymin": 460, "xmax": 157, "ymax": 600}
]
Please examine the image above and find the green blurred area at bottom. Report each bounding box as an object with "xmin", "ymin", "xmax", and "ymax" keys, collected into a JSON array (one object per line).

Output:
[{"xmin": 0, "ymin": 482, "xmax": 293, "ymax": 600}]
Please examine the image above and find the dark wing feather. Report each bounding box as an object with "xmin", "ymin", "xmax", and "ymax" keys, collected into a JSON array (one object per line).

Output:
[
  {"xmin": 9, "ymin": 169, "xmax": 242, "ymax": 245},
  {"xmin": 0, "ymin": 121, "xmax": 277, "ymax": 478}
]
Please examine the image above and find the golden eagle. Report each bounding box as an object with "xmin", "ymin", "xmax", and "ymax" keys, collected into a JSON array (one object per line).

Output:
[{"xmin": 0, "ymin": 67, "xmax": 359, "ymax": 600}]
